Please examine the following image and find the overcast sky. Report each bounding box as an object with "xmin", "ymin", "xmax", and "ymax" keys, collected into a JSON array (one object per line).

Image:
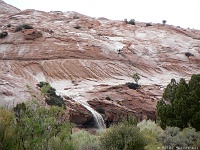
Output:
[{"xmin": 4, "ymin": 0, "xmax": 200, "ymax": 29}]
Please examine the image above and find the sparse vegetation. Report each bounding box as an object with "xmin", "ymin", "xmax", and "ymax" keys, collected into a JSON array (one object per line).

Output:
[
  {"xmin": 124, "ymin": 115, "xmax": 137, "ymax": 126},
  {"xmin": 0, "ymin": 31, "xmax": 8, "ymax": 38},
  {"xmin": 124, "ymin": 19, "xmax": 128, "ymax": 24},
  {"xmin": 162, "ymin": 20, "xmax": 167, "ymax": 25},
  {"xmin": 128, "ymin": 19, "xmax": 136, "ymax": 25},
  {"xmin": 185, "ymin": 52, "xmax": 194, "ymax": 58},
  {"xmin": 37, "ymin": 82, "xmax": 66, "ymax": 108},
  {"xmin": 132, "ymin": 73, "xmax": 140, "ymax": 84},
  {"xmin": 158, "ymin": 127, "xmax": 200, "ymax": 149},
  {"xmin": 146, "ymin": 23, "xmax": 152, "ymax": 27},
  {"xmin": 124, "ymin": 19, "xmax": 136, "ymax": 25},
  {"xmin": 74, "ymin": 25, "xmax": 81, "ymax": 29},
  {"xmin": 125, "ymin": 82, "xmax": 139, "ymax": 90},
  {"xmin": 73, "ymin": 16, "xmax": 79, "ymax": 19},
  {"xmin": 105, "ymin": 96, "xmax": 111, "ymax": 101},
  {"xmin": 15, "ymin": 24, "xmax": 33, "ymax": 32}
]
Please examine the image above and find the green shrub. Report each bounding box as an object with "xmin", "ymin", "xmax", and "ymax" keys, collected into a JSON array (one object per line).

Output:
[
  {"xmin": 128, "ymin": 19, "xmax": 135, "ymax": 25},
  {"xmin": 137, "ymin": 120, "xmax": 163, "ymax": 150},
  {"xmin": 99, "ymin": 123, "xmax": 146, "ymax": 150},
  {"xmin": 72, "ymin": 130, "xmax": 100, "ymax": 150},
  {"xmin": 105, "ymin": 96, "xmax": 111, "ymax": 101},
  {"xmin": 137, "ymin": 120, "xmax": 163, "ymax": 134},
  {"xmin": 185, "ymin": 52, "xmax": 194, "ymax": 57},
  {"xmin": 124, "ymin": 19, "xmax": 128, "ymax": 24},
  {"xmin": 194, "ymin": 139, "xmax": 200, "ymax": 149},
  {"xmin": 15, "ymin": 24, "xmax": 33, "ymax": 32},
  {"xmin": 125, "ymin": 82, "xmax": 139, "ymax": 90},
  {"xmin": 123, "ymin": 115, "xmax": 137, "ymax": 126},
  {"xmin": 0, "ymin": 102, "xmax": 73, "ymax": 150},
  {"xmin": 124, "ymin": 19, "xmax": 136, "ymax": 25},
  {"xmin": 132, "ymin": 73, "xmax": 140, "ymax": 84},
  {"xmin": 0, "ymin": 107, "xmax": 15, "ymax": 150},
  {"xmin": 37, "ymin": 82, "xmax": 66, "ymax": 108},
  {"xmin": 45, "ymin": 96, "xmax": 66, "ymax": 108}
]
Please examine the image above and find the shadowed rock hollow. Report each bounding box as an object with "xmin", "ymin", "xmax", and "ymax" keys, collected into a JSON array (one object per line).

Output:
[{"xmin": 0, "ymin": 0, "xmax": 200, "ymax": 126}]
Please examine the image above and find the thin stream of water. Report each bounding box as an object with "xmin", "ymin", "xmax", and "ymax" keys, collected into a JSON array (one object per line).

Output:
[{"xmin": 76, "ymin": 99, "xmax": 106, "ymax": 129}]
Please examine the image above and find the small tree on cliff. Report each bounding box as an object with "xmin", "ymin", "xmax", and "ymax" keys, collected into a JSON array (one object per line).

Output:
[
  {"xmin": 157, "ymin": 74, "xmax": 200, "ymax": 131},
  {"xmin": 132, "ymin": 73, "xmax": 140, "ymax": 84},
  {"xmin": 162, "ymin": 20, "xmax": 167, "ymax": 25}
]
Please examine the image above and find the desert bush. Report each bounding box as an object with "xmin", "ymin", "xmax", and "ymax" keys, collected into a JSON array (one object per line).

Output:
[
  {"xmin": 123, "ymin": 115, "xmax": 137, "ymax": 126},
  {"xmin": 162, "ymin": 20, "xmax": 167, "ymax": 25},
  {"xmin": 45, "ymin": 96, "xmax": 65, "ymax": 108},
  {"xmin": 185, "ymin": 52, "xmax": 194, "ymax": 57},
  {"xmin": 125, "ymin": 82, "xmax": 139, "ymax": 90},
  {"xmin": 137, "ymin": 120, "xmax": 163, "ymax": 134},
  {"xmin": 128, "ymin": 19, "xmax": 135, "ymax": 25},
  {"xmin": 146, "ymin": 23, "xmax": 152, "ymax": 26},
  {"xmin": 37, "ymin": 82, "xmax": 66, "ymax": 108},
  {"xmin": 137, "ymin": 120, "xmax": 163, "ymax": 150},
  {"xmin": 124, "ymin": 19, "xmax": 128, "ymax": 24},
  {"xmin": 0, "ymin": 107, "xmax": 15, "ymax": 150},
  {"xmin": 72, "ymin": 130, "xmax": 100, "ymax": 150},
  {"xmin": 74, "ymin": 25, "xmax": 81, "ymax": 29},
  {"xmin": 15, "ymin": 24, "xmax": 33, "ymax": 32},
  {"xmin": 36, "ymin": 81, "xmax": 48, "ymax": 88},
  {"xmin": 132, "ymin": 73, "xmax": 140, "ymax": 84},
  {"xmin": 0, "ymin": 31, "xmax": 8, "ymax": 38},
  {"xmin": 158, "ymin": 127, "xmax": 200, "ymax": 149},
  {"xmin": 194, "ymin": 139, "xmax": 200, "ymax": 149},
  {"xmin": 105, "ymin": 96, "xmax": 111, "ymax": 101},
  {"xmin": 99, "ymin": 123, "xmax": 146, "ymax": 150}
]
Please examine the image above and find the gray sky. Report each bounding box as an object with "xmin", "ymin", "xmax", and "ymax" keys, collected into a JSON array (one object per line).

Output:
[{"xmin": 4, "ymin": 0, "xmax": 200, "ymax": 29}]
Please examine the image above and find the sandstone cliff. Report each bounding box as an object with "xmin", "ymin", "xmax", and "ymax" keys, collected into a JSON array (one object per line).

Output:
[{"xmin": 0, "ymin": 1, "xmax": 200, "ymax": 126}]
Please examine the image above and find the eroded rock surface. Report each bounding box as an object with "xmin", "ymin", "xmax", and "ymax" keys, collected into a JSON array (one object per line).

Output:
[
  {"xmin": 88, "ymin": 84, "xmax": 162, "ymax": 126},
  {"xmin": 0, "ymin": 1, "xmax": 200, "ymax": 125}
]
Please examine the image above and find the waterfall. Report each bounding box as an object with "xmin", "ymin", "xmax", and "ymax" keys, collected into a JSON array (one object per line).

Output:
[
  {"xmin": 50, "ymin": 80, "xmax": 106, "ymax": 129},
  {"xmin": 76, "ymin": 99, "xmax": 106, "ymax": 129}
]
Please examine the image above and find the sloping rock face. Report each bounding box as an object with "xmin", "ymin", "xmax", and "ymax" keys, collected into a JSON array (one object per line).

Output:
[
  {"xmin": 0, "ymin": 0, "xmax": 20, "ymax": 28},
  {"xmin": 0, "ymin": 0, "xmax": 20, "ymax": 15},
  {"xmin": 0, "ymin": 1, "xmax": 200, "ymax": 124},
  {"xmin": 88, "ymin": 84, "xmax": 162, "ymax": 127},
  {"xmin": 65, "ymin": 99, "xmax": 95, "ymax": 127}
]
